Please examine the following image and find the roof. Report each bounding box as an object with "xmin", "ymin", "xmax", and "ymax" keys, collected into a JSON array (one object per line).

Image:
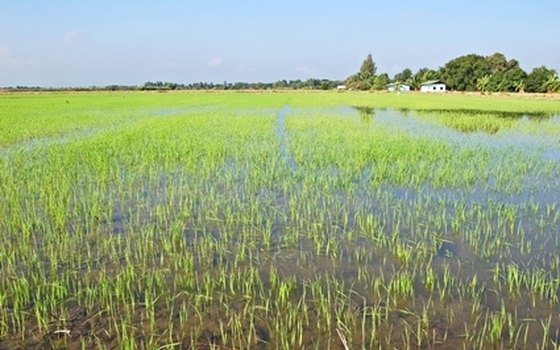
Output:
[
  {"xmin": 387, "ymin": 82, "xmax": 411, "ymax": 87},
  {"xmin": 421, "ymin": 80, "xmax": 445, "ymax": 86}
]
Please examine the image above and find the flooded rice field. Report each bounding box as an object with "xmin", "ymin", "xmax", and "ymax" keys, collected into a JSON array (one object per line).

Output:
[{"xmin": 1, "ymin": 92, "xmax": 560, "ymax": 349}]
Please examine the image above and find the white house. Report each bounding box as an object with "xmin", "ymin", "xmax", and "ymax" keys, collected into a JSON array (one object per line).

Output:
[
  {"xmin": 387, "ymin": 82, "xmax": 411, "ymax": 92},
  {"xmin": 420, "ymin": 80, "xmax": 446, "ymax": 93}
]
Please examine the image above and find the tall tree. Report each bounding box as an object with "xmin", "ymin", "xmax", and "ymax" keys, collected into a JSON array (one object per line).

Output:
[
  {"xmin": 393, "ymin": 68, "xmax": 412, "ymax": 83},
  {"xmin": 408, "ymin": 75, "xmax": 422, "ymax": 91},
  {"xmin": 480, "ymin": 54, "xmax": 528, "ymax": 92},
  {"xmin": 486, "ymin": 52, "xmax": 508, "ymax": 73},
  {"xmin": 372, "ymin": 73, "xmax": 390, "ymax": 90},
  {"xmin": 505, "ymin": 67, "xmax": 527, "ymax": 92},
  {"xmin": 525, "ymin": 66, "xmax": 557, "ymax": 93},
  {"xmin": 440, "ymin": 54, "xmax": 492, "ymax": 91},
  {"xmin": 359, "ymin": 54, "xmax": 377, "ymax": 80},
  {"xmin": 346, "ymin": 54, "xmax": 377, "ymax": 90},
  {"xmin": 413, "ymin": 68, "xmax": 439, "ymax": 89}
]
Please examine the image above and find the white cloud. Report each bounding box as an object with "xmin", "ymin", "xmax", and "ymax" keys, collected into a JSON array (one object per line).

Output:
[
  {"xmin": 208, "ymin": 57, "xmax": 223, "ymax": 66},
  {"xmin": 63, "ymin": 30, "xmax": 89, "ymax": 46},
  {"xmin": 0, "ymin": 46, "xmax": 33, "ymax": 69}
]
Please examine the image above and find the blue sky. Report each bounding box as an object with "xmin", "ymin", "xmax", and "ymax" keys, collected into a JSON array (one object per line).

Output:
[{"xmin": 1, "ymin": 1, "xmax": 559, "ymax": 87}]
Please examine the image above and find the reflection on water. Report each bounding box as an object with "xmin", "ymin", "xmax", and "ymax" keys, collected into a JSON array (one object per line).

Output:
[
  {"xmin": 420, "ymin": 108, "xmax": 557, "ymax": 119},
  {"xmin": 348, "ymin": 107, "xmax": 560, "ymax": 162},
  {"xmin": 543, "ymin": 149, "xmax": 560, "ymax": 162},
  {"xmin": 276, "ymin": 106, "xmax": 298, "ymax": 171},
  {"xmin": 436, "ymin": 240, "xmax": 460, "ymax": 259},
  {"xmin": 285, "ymin": 105, "xmax": 560, "ymax": 263},
  {"xmin": 353, "ymin": 106, "xmax": 375, "ymax": 123}
]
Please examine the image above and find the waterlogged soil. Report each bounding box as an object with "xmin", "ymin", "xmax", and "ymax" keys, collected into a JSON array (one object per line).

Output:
[{"xmin": 3, "ymin": 104, "xmax": 560, "ymax": 349}]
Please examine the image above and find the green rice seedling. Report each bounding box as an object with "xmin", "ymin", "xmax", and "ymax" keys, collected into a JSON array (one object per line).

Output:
[{"xmin": 1, "ymin": 91, "xmax": 559, "ymax": 349}]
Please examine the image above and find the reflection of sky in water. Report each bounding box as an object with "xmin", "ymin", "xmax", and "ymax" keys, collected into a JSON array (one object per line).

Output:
[
  {"xmin": 378, "ymin": 110, "xmax": 559, "ymax": 215},
  {"xmin": 292, "ymin": 106, "xmax": 560, "ymax": 161},
  {"xmin": 550, "ymin": 115, "xmax": 560, "ymax": 123},
  {"xmin": 373, "ymin": 109, "xmax": 560, "ymax": 158},
  {"xmin": 542, "ymin": 149, "xmax": 560, "ymax": 162},
  {"xmin": 285, "ymin": 106, "xmax": 560, "ymax": 217},
  {"xmin": 276, "ymin": 106, "xmax": 298, "ymax": 171},
  {"xmin": 287, "ymin": 106, "xmax": 560, "ymax": 170}
]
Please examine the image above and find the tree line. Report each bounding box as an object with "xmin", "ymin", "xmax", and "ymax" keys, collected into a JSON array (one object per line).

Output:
[
  {"xmin": 346, "ymin": 53, "xmax": 560, "ymax": 93},
  {"xmin": 141, "ymin": 79, "xmax": 344, "ymax": 91},
  {"xmin": 1, "ymin": 79, "xmax": 344, "ymax": 92},
  {"xmin": 3, "ymin": 52, "xmax": 558, "ymax": 93}
]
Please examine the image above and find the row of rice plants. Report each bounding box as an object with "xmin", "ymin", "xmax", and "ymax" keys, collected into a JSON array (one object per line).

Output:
[{"xmin": 1, "ymin": 92, "xmax": 559, "ymax": 349}]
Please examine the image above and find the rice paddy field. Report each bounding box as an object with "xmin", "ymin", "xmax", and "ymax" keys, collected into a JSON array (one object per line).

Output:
[{"xmin": 1, "ymin": 91, "xmax": 560, "ymax": 349}]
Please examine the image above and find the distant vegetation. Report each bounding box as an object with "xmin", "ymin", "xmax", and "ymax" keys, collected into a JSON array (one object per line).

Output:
[
  {"xmin": 141, "ymin": 79, "xmax": 345, "ymax": 91},
  {"xmin": 2, "ymin": 52, "xmax": 559, "ymax": 93},
  {"xmin": 347, "ymin": 52, "xmax": 560, "ymax": 93},
  {"xmin": 1, "ymin": 79, "xmax": 345, "ymax": 93}
]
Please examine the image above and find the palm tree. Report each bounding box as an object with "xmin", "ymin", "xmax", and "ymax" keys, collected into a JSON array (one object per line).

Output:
[
  {"xmin": 544, "ymin": 73, "xmax": 560, "ymax": 93},
  {"xmin": 476, "ymin": 75, "xmax": 492, "ymax": 93},
  {"xmin": 408, "ymin": 75, "xmax": 421, "ymax": 91},
  {"xmin": 514, "ymin": 80, "xmax": 525, "ymax": 93}
]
